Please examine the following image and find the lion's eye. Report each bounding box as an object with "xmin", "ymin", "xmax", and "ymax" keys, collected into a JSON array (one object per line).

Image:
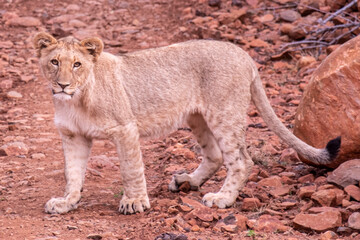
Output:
[
  {"xmin": 51, "ymin": 59, "xmax": 59, "ymax": 66},
  {"xmin": 73, "ymin": 62, "xmax": 81, "ymax": 68}
]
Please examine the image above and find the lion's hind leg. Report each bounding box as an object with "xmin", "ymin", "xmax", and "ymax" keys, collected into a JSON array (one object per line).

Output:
[
  {"xmin": 201, "ymin": 112, "xmax": 254, "ymax": 208},
  {"xmin": 169, "ymin": 113, "xmax": 223, "ymax": 192}
]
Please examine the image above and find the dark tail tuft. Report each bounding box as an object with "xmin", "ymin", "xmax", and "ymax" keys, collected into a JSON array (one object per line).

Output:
[{"xmin": 326, "ymin": 136, "xmax": 341, "ymax": 160}]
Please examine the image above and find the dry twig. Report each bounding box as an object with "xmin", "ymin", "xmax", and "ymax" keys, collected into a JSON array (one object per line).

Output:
[
  {"xmin": 321, "ymin": 0, "xmax": 357, "ymax": 24},
  {"xmin": 278, "ymin": 0, "xmax": 360, "ymax": 53}
]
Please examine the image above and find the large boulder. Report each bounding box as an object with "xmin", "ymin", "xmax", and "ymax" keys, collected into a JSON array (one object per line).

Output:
[{"xmin": 294, "ymin": 35, "xmax": 360, "ymax": 168}]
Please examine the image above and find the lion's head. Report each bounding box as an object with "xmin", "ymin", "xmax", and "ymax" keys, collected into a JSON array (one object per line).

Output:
[{"xmin": 33, "ymin": 32, "xmax": 103, "ymax": 101}]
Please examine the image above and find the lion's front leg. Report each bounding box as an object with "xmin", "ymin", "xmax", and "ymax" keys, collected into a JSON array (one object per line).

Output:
[
  {"xmin": 45, "ymin": 134, "xmax": 92, "ymax": 214},
  {"xmin": 111, "ymin": 123, "xmax": 150, "ymax": 215}
]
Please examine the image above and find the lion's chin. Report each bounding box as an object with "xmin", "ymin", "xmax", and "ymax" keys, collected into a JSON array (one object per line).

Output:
[{"xmin": 53, "ymin": 92, "xmax": 73, "ymax": 101}]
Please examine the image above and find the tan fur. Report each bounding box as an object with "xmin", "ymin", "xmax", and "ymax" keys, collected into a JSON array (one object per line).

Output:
[{"xmin": 34, "ymin": 32, "xmax": 335, "ymax": 214}]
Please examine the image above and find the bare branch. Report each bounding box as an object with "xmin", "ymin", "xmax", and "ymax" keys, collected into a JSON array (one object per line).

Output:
[
  {"xmin": 280, "ymin": 40, "xmax": 329, "ymax": 51},
  {"xmin": 321, "ymin": 0, "xmax": 357, "ymax": 25},
  {"xmin": 312, "ymin": 23, "xmax": 360, "ymax": 35},
  {"xmin": 329, "ymin": 25, "xmax": 360, "ymax": 45}
]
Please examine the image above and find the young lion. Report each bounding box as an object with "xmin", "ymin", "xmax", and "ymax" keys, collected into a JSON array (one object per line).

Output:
[{"xmin": 33, "ymin": 32, "xmax": 340, "ymax": 215}]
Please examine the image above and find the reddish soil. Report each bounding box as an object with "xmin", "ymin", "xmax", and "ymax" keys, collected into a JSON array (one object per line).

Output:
[{"xmin": 0, "ymin": 0, "xmax": 359, "ymax": 239}]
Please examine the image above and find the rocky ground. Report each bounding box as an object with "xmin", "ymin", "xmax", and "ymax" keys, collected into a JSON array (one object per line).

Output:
[{"xmin": 0, "ymin": 0, "xmax": 360, "ymax": 239}]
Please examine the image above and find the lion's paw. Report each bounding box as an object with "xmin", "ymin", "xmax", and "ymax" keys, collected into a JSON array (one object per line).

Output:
[
  {"xmin": 119, "ymin": 195, "xmax": 150, "ymax": 215},
  {"xmin": 202, "ymin": 192, "xmax": 235, "ymax": 209},
  {"xmin": 45, "ymin": 197, "xmax": 78, "ymax": 214},
  {"xmin": 168, "ymin": 172, "xmax": 198, "ymax": 192}
]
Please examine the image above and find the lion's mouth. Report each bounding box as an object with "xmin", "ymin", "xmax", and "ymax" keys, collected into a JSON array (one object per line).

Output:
[{"xmin": 52, "ymin": 89, "xmax": 74, "ymax": 97}]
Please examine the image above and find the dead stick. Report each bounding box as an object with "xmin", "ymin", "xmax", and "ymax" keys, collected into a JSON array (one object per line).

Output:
[
  {"xmin": 287, "ymin": 45, "xmax": 328, "ymax": 52},
  {"xmin": 329, "ymin": 25, "xmax": 360, "ymax": 45},
  {"xmin": 258, "ymin": 3, "xmax": 297, "ymax": 11},
  {"xmin": 322, "ymin": 0, "xmax": 357, "ymax": 24},
  {"xmin": 280, "ymin": 40, "xmax": 329, "ymax": 50},
  {"xmin": 297, "ymin": 3, "xmax": 356, "ymax": 24},
  {"xmin": 312, "ymin": 23, "xmax": 360, "ymax": 35}
]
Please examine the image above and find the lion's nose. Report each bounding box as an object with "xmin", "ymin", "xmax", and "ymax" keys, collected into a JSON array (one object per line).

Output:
[{"xmin": 57, "ymin": 82, "xmax": 70, "ymax": 90}]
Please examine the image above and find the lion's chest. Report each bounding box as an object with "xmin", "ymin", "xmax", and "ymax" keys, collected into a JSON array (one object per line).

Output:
[{"xmin": 54, "ymin": 105, "xmax": 107, "ymax": 139}]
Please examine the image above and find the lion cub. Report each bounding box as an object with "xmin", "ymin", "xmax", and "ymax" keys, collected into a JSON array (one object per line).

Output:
[{"xmin": 33, "ymin": 32, "xmax": 340, "ymax": 214}]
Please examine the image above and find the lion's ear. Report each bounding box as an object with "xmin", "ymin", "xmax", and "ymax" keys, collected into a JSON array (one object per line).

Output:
[
  {"xmin": 80, "ymin": 37, "xmax": 103, "ymax": 60},
  {"xmin": 33, "ymin": 32, "xmax": 57, "ymax": 57}
]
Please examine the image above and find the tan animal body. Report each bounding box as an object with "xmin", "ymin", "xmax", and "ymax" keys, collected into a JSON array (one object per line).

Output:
[{"xmin": 33, "ymin": 32, "xmax": 340, "ymax": 214}]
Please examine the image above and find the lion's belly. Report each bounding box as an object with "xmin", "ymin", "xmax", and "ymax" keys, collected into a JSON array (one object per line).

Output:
[{"xmin": 135, "ymin": 107, "xmax": 198, "ymax": 139}]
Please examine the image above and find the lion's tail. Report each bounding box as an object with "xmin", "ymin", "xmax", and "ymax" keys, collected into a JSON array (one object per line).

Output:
[{"xmin": 250, "ymin": 69, "xmax": 341, "ymax": 165}]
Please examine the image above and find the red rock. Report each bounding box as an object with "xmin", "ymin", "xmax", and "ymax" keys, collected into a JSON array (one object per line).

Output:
[
  {"xmin": 279, "ymin": 171, "xmax": 296, "ymax": 178},
  {"xmin": 0, "ymin": 142, "xmax": 29, "ymax": 156},
  {"xmin": 6, "ymin": 16, "xmax": 41, "ymax": 27},
  {"xmin": 308, "ymin": 207, "xmax": 351, "ymax": 222},
  {"xmin": 314, "ymin": 176, "xmax": 327, "ymax": 185},
  {"xmin": 2, "ymin": 11, "xmax": 18, "ymax": 21},
  {"xmin": 258, "ymin": 169, "xmax": 270, "ymax": 178},
  {"xmin": 344, "ymin": 185, "xmax": 360, "ymax": 201},
  {"xmin": 217, "ymin": 8, "xmax": 247, "ymax": 25},
  {"xmin": 300, "ymin": 200, "xmax": 314, "ymax": 212},
  {"xmin": 298, "ymin": 0, "xmax": 320, "ymax": 15},
  {"xmin": 179, "ymin": 204, "xmax": 192, "ymax": 212},
  {"xmin": 326, "ymin": 44, "xmax": 340, "ymax": 54},
  {"xmin": 325, "ymin": 0, "xmax": 346, "ymax": 11},
  {"xmin": 249, "ymin": 39, "xmax": 269, "ymax": 48},
  {"xmin": 327, "ymin": 159, "xmax": 360, "ymax": 188},
  {"xmin": 88, "ymin": 155, "xmax": 119, "ymax": 171},
  {"xmin": 258, "ymin": 176, "xmax": 282, "ymax": 188},
  {"xmin": 342, "ymin": 199, "xmax": 352, "ymax": 208},
  {"xmin": 331, "ymin": 188, "xmax": 346, "ymax": 205},
  {"xmin": 298, "ymin": 174, "xmax": 315, "ymax": 183},
  {"xmin": 269, "ymin": 185, "xmax": 292, "ymax": 197},
  {"xmin": 294, "ymin": 35, "xmax": 360, "ymax": 168},
  {"xmin": 190, "ymin": 225, "xmax": 200, "ymax": 232},
  {"xmin": 346, "ymin": 203, "xmax": 360, "ymax": 211},
  {"xmin": 279, "ymin": 10, "xmax": 301, "ymax": 22},
  {"xmin": 178, "ymin": 181, "xmax": 191, "ymax": 193},
  {"xmin": 0, "ymin": 80, "xmax": 13, "ymax": 90},
  {"xmin": 7, "ymin": 91, "xmax": 22, "ymax": 99},
  {"xmin": 66, "ymin": 4, "xmax": 81, "ymax": 12},
  {"xmin": 277, "ymin": 201, "xmax": 297, "ymax": 209},
  {"xmin": 298, "ymin": 185, "xmax": 316, "ymax": 199},
  {"xmin": 0, "ymin": 41, "xmax": 14, "ymax": 49},
  {"xmin": 180, "ymin": 197, "xmax": 203, "ymax": 209},
  {"xmin": 311, "ymin": 189, "xmax": 337, "ymax": 207},
  {"xmin": 191, "ymin": 206, "xmax": 214, "ymax": 222},
  {"xmin": 279, "ymin": 148, "xmax": 300, "ymax": 163},
  {"xmin": 241, "ymin": 198, "xmax": 261, "ymax": 211},
  {"xmin": 234, "ymin": 214, "xmax": 248, "ymax": 231},
  {"xmin": 20, "ymin": 75, "xmax": 34, "ymax": 83},
  {"xmin": 249, "ymin": 215, "xmax": 290, "ymax": 233},
  {"xmin": 245, "ymin": 0, "xmax": 258, "ymax": 7},
  {"xmin": 319, "ymin": 230, "xmax": 338, "ymax": 240},
  {"xmin": 208, "ymin": 0, "xmax": 221, "ymax": 7},
  {"xmin": 68, "ymin": 19, "xmax": 87, "ymax": 28},
  {"xmin": 348, "ymin": 212, "xmax": 360, "ymax": 230},
  {"xmin": 289, "ymin": 26, "xmax": 307, "ymax": 40},
  {"xmin": 221, "ymin": 224, "xmax": 238, "ymax": 233},
  {"xmin": 293, "ymin": 211, "xmax": 342, "ymax": 232},
  {"xmin": 218, "ymin": 213, "xmax": 247, "ymax": 232},
  {"xmin": 281, "ymin": 176, "xmax": 297, "ymax": 185},
  {"xmin": 273, "ymin": 61, "xmax": 291, "ymax": 72},
  {"xmin": 297, "ymin": 56, "xmax": 316, "ymax": 69},
  {"xmin": 257, "ymin": 14, "xmax": 274, "ymax": 23},
  {"xmin": 31, "ymin": 153, "xmax": 45, "ymax": 159},
  {"xmin": 280, "ymin": 23, "xmax": 294, "ymax": 35}
]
